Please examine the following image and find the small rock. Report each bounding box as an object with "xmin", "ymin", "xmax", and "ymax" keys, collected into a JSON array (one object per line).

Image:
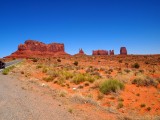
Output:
[
  {"xmin": 73, "ymin": 88, "xmax": 77, "ymax": 90},
  {"xmin": 41, "ymin": 83, "xmax": 47, "ymax": 87}
]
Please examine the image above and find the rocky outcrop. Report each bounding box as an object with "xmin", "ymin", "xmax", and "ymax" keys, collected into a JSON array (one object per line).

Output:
[
  {"xmin": 6, "ymin": 40, "xmax": 68, "ymax": 58},
  {"xmin": 109, "ymin": 50, "xmax": 114, "ymax": 55},
  {"xmin": 79, "ymin": 48, "xmax": 85, "ymax": 55},
  {"xmin": 74, "ymin": 48, "xmax": 85, "ymax": 55},
  {"xmin": 92, "ymin": 50, "xmax": 108, "ymax": 55},
  {"xmin": 120, "ymin": 47, "xmax": 127, "ymax": 55}
]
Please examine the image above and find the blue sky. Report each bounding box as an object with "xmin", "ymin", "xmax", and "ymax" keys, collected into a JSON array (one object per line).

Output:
[{"xmin": 0, "ymin": 0, "xmax": 160, "ymax": 57}]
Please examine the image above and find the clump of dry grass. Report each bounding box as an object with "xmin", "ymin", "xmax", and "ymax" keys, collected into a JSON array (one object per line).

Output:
[
  {"xmin": 132, "ymin": 76, "xmax": 159, "ymax": 87},
  {"xmin": 70, "ymin": 94, "xmax": 99, "ymax": 106}
]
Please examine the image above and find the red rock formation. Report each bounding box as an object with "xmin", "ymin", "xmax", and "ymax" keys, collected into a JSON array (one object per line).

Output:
[
  {"xmin": 74, "ymin": 48, "xmax": 85, "ymax": 55},
  {"xmin": 79, "ymin": 48, "xmax": 85, "ymax": 55},
  {"xmin": 92, "ymin": 50, "xmax": 108, "ymax": 55},
  {"xmin": 120, "ymin": 47, "xmax": 127, "ymax": 55},
  {"xmin": 109, "ymin": 50, "xmax": 114, "ymax": 55},
  {"xmin": 6, "ymin": 40, "xmax": 68, "ymax": 58}
]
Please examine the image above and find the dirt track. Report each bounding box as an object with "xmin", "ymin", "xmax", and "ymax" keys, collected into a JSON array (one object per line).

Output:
[{"xmin": 0, "ymin": 74, "xmax": 79, "ymax": 120}]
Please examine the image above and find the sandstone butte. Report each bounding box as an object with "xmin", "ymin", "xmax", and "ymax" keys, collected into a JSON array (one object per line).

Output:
[
  {"xmin": 92, "ymin": 50, "xmax": 115, "ymax": 55},
  {"xmin": 6, "ymin": 40, "xmax": 68, "ymax": 58},
  {"xmin": 75, "ymin": 48, "xmax": 85, "ymax": 55},
  {"xmin": 92, "ymin": 50, "xmax": 108, "ymax": 55},
  {"xmin": 109, "ymin": 50, "xmax": 114, "ymax": 55},
  {"xmin": 120, "ymin": 47, "xmax": 128, "ymax": 55}
]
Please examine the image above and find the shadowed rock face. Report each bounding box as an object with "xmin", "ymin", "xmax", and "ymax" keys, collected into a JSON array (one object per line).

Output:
[
  {"xmin": 120, "ymin": 47, "xmax": 127, "ymax": 55},
  {"xmin": 6, "ymin": 40, "xmax": 67, "ymax": 58},
  {"xmin": 92, "ymin": 50, "xmax": 108, "ymax": 55}
]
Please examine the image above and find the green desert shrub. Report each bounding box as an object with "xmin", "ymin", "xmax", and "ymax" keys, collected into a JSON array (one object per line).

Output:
[
  {"xmin": 57, "ymin": 59, "xmax": 61, "ymax": 62},
  {"xmin": 119, "ymin": 60, "xmax": 123, "ymax": 63},
  {"xmin": 140, "ymin": 103, "xmax": 146, "ymax": 108},
  {"xmin": 146, "ymin": 107, "xmax": 151, "ymax": 111},
  {"xmin": 117, "ymin": 102, "xmax": 124, "ymax": 109},
  {"xmin": 56, "ymin": 77, "xmax": 66, "ymax": 86},
  {"xmin": 36, "ymin": 64, "xmax": 43, "ymax": 69},
  {"xmin": 156, "ymin": 78, "xmax": 160, "ymax": 83},
  {"xmin": 2, "ymin": 66, "xmax": 15, "ymax": 75},
  {"xmin": 132, "ymin": 63, "xmax": 140, "ymax": 69},
  {"xmin": 61, "ymin": 71, "xmax": 74, "ymax": 80},
  {"xmin": 44, "ymin": 71, "xmax": 60, "ymax": 82},
  {"xmin": 43, "ymin": 76, "xmax": 54, "ymax": 82},
  {"xmin": 73, "ymin": 61, "xmax": 78, "ymax": 66},
  {"xmin": 2, "ymin": 69, "xmax": 10, "ymax": 75},
  {"xmin": 86, "ymin": 75, "xmax": 95, "ymax": 83},
  {"xmin": 72, "ymin": 73, "xmax": 95, "ymax": 84},
  {"xmin": 99, "ymin": 79, "xmax": 124, "ymax": 94},
  {"xmin": 32, "ymin": 58, "xmax": 38, "ymax": 62},
  {"xmin": 72, "ymin": 74, "xmax": 86, "ymax": 84},
  {"xmin": 51, "ymin": 71, "xmax": 60, "ymax": 78},
  {"xmin": 124, "ymin": 69, "xmax": 131, "ymax": 73},
  {"xmin": 42, "ymin": 67, "xmax": 48, "ymax": 73}
]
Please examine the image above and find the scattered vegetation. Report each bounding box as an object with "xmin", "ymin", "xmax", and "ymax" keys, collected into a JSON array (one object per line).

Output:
[{"xmin": 11, "ymin": 55, "xmax": 160, "ymax": 116}]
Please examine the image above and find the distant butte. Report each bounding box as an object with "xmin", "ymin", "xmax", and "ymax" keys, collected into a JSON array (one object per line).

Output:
[
  {"xmin": 120, "ymin": 47, "xmax": 127, "ymax": 55},
  {"xmin": 6, "ymin": 40, "xmax": 68, "ymax": 58},
  {"xmin": 75, "ymin": 48, "xmax": 85, "ymax": 55},
  {"xmin": 92, "ymin": 50, "xmax": 108, "ymax": 55},
  {"xmin": 92, "ymin": 49, "xmax": 115, "ymax": 55},
  {"xmin": 109, "ymin": 50, "xmax": 114, "ymax": 55}
]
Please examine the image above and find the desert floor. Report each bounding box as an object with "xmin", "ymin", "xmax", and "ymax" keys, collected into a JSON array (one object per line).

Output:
[{"xmin": 1, "ymin": 55, "xmax": 160, "ymax": 120}]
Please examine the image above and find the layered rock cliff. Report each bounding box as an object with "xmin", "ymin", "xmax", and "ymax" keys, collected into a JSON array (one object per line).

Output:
[
  {"xmin": 6, "ymin": 40, "xmax": 68, "ymax": 58},
  {"xmin": 92, "ymin": 50, "xmax": 108, "ymax": 55},
  {"xmin": 92, "ymin": 49, "xmax": 115, "ymax": 55}
]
